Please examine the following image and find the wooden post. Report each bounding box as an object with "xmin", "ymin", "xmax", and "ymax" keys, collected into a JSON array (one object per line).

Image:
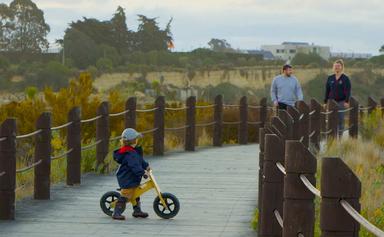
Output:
[
  {"xmin": 239, "ymin": 96, "xmax": 248, "ymax": 145},
  {"xmin": 328, "ymin": 100, "xmax": 339, "ymax": 139},
  {"xmin": 259, "ymin": 97, "xmax": 268, "ymax": 130},
  {"xmin": 296, "ymin": 101, "xmax": 310, "ymax": 148},
  {"xmin": 368, "ymin": 96, "xmax": 377, "ymax": 114},
  {"xmin": 67, "ymin": 107, "xmax": 81, "ymax": 186},
  {"xmin": 349, "ymin": 97, "xmax": 359, "ymax": 138},
  {"xmin": 287, "ymin": 106, "xmax": 300, "ymax": 140},
  {"xmin": 278, "ymin": 110, "xmax": 294, "ymax": 140},
  {"xmin": 34, "ymin": 112, "xmax": 52, "ymax": 200},
  {"xmin": 271, "ymin": 116, "xmax": 288, "ymax": 141},
  {"xmin": 0, "ymin": 119, "xmax": 16, "ymax": 220},
  {"xmin": 153, "ymin": 96, "xmax": 165, "ymax": 156},
  {"xmin": 213, "ymin": 95, "xmax": 223, "ymax": 147},
  {"xmin": 96, "ymin": 102, "xmax": 110, "ymax": 171},
  {"xmin": 258, "ymin": 128, "xmax": 265, "ymax": 236},
  {"xmin": 185, "ymin": 96, "xmax": 196, "ymax": 151},
  {"xmin": 259, "ymin": 134, "xmax": 285, "ymax": 237},
  {"xmin": 284, "ymin": 140, "xmax": 317, "ymax": 237},
  {"xmin": 125, "ymin": 97, "xmax": 136, "ymax": 129},
  {"xmin": 381, "ymin": 98, "xmax": 384, "ymax": 115},
  {"xmin": 309, "ymin": 99, "xmax": 321, "ymax": 150},
  {"xmin": 320, "ymin": 157, "xmax": 361, "ymax": 237}
]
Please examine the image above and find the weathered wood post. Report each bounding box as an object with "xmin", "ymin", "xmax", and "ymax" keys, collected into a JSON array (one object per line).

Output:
[
  {"xmin": 34, "ymin": 112, "xmax": 52, "ymax": 200},
  {"xmin": 278, "ymin": 110, "xmax": 294, "ymax": 140},
  {"xmin": 287, "ymin": 106, "xmax": 300, "ymax": 140},
  {"xmin": 283, "ymin": 140, "xmax": 317, "ymax": 237},
  {"xmin": 153, "ymin": 96, "xmax": 165, "ymax": 156},
  {"xmin": 96, "ymin": 102, "xmax": 110, "ymax": 171},
  {"xmin": 239, "ymin": 96, "xmax": 248, "ymax": 144},
  {"xmin": 349, "ymin": 97, "xmax": 359, "ymax": 138},
  {"xmin": 0, "ymin": 119, "xmax": 17, "ymax": 220},
  {"xmin": 296, "ymin": 101, "xmax": 310, "ymax": 148},
  {"xmin": 320, "ymin": 157, "xmax": 361, "ymax": 237},
  {"xmin": 125, "ymin": 97, "xmax": 136, "ymax": 129},
  {"xmin": 259, "ymin": 133, "xmax": 285, "ymax": 237},
  {"xmin": 368, "ymin": 96, "xmax": 377, "ymax": 115},
  {"xmin": 309, "ymin": 99, "xmax": 321, "ymax": 149},
  {"xmin": 67, "ymin": 107, "xmax": 81, "ymax": 185},
  {"xmin": 258, "ymin": 127, "xmax": 265, "ymax": 236},
  {"xmin": 185, "ymin": 96, "xmax": 196, "ymax": 151},
  {"xmin": 259, "ymin": 97, "xmax": 267, "ymax": 128},
  {"xmin": 213, "ymin": 95, "xmax": 223, "ymax": 147},
  {"xmin": 328, "ymin": 100, "xmax": 339, "ymax": 139}
]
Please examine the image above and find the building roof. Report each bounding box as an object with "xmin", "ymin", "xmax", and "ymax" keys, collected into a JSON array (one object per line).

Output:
[{"xmin": 282, "ymin": 42, "xmax": 309, "ymax": 46}]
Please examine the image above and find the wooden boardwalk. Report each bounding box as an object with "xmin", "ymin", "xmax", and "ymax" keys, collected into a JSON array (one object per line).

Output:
[{"xmin": 0, "ymin": 145, "xmax": 259, "ymax": 237}]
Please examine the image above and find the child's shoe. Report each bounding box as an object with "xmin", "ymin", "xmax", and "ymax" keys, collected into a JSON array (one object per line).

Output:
[
  {"xmin": 112, "ymin": 198, "xmax": 126, "ymax": 220},
  {"xmin": 132, "ymin": 199, "xmax": 148, "ymax": 218}
]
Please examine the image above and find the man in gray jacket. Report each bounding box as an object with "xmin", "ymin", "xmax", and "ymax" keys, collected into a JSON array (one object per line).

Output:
[{"xmin": 270, "ymin": 64, "xmax": 304, "ymax": 110}]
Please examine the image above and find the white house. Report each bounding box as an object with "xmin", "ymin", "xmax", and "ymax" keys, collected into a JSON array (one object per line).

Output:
[{"xmin": 261, "ymin": 42, "xmax": 331, "ymax": 62}]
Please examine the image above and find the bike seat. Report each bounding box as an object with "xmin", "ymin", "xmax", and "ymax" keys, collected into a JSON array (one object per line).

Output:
[{"xmin": 116, "ymin": 188, "xmax": 121, "ymax": 191}]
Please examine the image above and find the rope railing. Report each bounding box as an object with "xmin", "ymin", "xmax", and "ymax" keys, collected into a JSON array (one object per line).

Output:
[
  {"xmin": 321, "ymin": 110, "xmax": 334, "ymax": 115},
  {"xmin": 299, "ymin": 114, "xmax": 305, "ymax": 121},
  {"xmin": 276, "ymin": 162, "xmax": 286, "ymax": 175},
  {"xmin": 359, "ymin": 106, "xmax": 372, "ymax": 111},
  {"xmin": 222, "ymin": 121, "xmax": 241, "ymax": 125},
  {"xmin": 309, "ymin": 130, "xmax": 316, "ymax": 138},
  {"xmin": 81, "ymin": 115, "xmax": 102, "ymax": 123},
  {"xmin": 299, "ymin": 174, "xmax": 321, "ymax": 197},
  {"xmin": 16, "ymin": 129, "xmax": 43, "ymax": 139},
  {"xmin": 51, "ymin": 121, "xmax": 73, "ymax": 131},
  {"xmin": 0, "ymin": 137, "xmax": 7, "ymax": 142},
  {"xmin": 81, "ymin": 140, "xmax": 102, "ymax": 151},
  {"xmin": 0, "ymin": 171, "xmax": 5, "ymax": 177},
  {"xmin": 164, "ymin": 125, "xmax": 189, "ymax": 131},
  {"xmin": 195, "ymin": 104, "xmax": 216, "ymax": 109},
  {"xmin": 320, "ymin": 129, "xmax": 333, "ymax": 135},
  {"xmin": 109, "ymin": 109, "xmax": 130, "ymax": 117},
  {"xmin": 165, "ymin": 107, "xmax": 188, "ymax": 111},
  {"xmin": 248, "ymin": 105, "xmax": 262, "ymax": 109},
  {"xmin": 247, "ymin": 121, "xmax": 263, "ymax": 125},
  {"xmin": 140, "ymin": 127, "xmax": 159, "ymax": 134},
  {"xmin": 16, "ymin": 159, "xmax": 42, "ymax": 173},
  {"xmin": 223, "ymin": 104, "xmax": 240, "ymax": 108},
  {"xmin": 51, "ymin": 148, "xmax": 73, "ymax": 160},
  {"xmin": 136, "ymin": 107, "xmax": 158, "ymax": 113},
  {"xmin": 109, "ymin": 135, "xmax": 122, "ymax": 142},
  {"xmin": 309, "ymin": 110, "xmax": 316, "ymax": 116},
  {"xmin": 299, "ymin": 136, "xmax": 304, "ymax": 142},
  {"xmin": 341, "ymin": 125, "xmax": 354, "ymax": 132},
  {"xmin": 195, "ymin": 121, "xmax": 217, "ymax": 127},
  {"xmin": 15, "ymin": 184, "xmax": 26, "ymax": 193},
  {"xmin": 340, "ymin": 200, "xmax": 384, "ymax": 237},
  {"xmin": 338, "ymin": 107, "xmax": 353, "ymax": 113},
  {"xmin": 274, "ymin": 209, "xmax": 284, "ymax": 228}
]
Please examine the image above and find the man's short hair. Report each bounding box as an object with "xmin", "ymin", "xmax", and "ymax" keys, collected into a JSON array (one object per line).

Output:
[{"xmin": 282, "ymin": 64, "xmax": 292, "ymax": 71}]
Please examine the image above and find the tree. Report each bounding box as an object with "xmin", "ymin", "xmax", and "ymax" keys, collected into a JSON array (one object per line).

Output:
[
  {"xmin": 380, "ymin": 45, "xmax": 384, "ymax": 53},
  {"xmin": 208, "ymin": 38, "xmax": 235, "ymax": 53},
  {"xmin": 135, "ymin": 15, "xmax": 173, "ymax": 52},
  {"xmin": 64, "ymin": 28, "xmax": 101, "ymax": 68},
  {"xmin": 110, "ymin": 6, "xmax": 130, "ymax": 53},
  {"xmin": 8, "ymin": 0, "xmax": 50, "ymax": 53}
]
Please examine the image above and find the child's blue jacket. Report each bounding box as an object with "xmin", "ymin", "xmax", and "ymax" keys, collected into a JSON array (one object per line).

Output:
[{"xmin": 113, "ymin": 145, "xmax": 149, "ymax": 189}]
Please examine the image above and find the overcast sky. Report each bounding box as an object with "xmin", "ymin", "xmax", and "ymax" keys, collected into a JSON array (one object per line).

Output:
[{"xmin": 3, "ymin": 0, "xmax": 384, "ymax": 54}]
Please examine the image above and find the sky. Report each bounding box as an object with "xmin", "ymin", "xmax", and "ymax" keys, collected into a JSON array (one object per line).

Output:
[{"xmin": 2, "ymin": 0, "xmax": 384, "ymax": 55}]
